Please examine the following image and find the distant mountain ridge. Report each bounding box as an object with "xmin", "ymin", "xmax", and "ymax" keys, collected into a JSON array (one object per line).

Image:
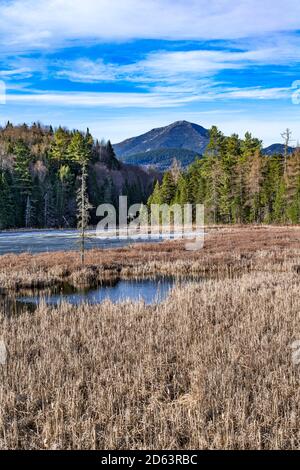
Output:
[
  {"xmin": 262, "ymin": 143, "xmax": 295, "ymax": 156},
  {"xmin": 113, "ymin": 120, "xmax": 296, "ymax": 171},
  {"xmin": 113, "ymin": 121, "xmax": 209, "ymax": 170}
]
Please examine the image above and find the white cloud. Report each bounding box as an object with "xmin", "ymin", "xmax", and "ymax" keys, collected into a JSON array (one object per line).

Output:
[
  {"xmin": 48, "ymin": 48, "xmax": 296, "ymax": 105},
  {"xmin": 56, "ymin": 59, "xmax": 118, "ymax": 83},
  {"xmin": 1, "ymin": 0, "xmax": 300, "ymax": 52},
  {"xmin": 0, "ymin": 68, "xmax": 32, "ymax": 79},
  {"xmin": 5, "ymin": 82, "xmax": 293, "ymax": 110},
  {"xmin": 6, "ymin": 91, "xmax": 201, "ymax": 108},
  {"xmin": 54, "ymin": 42, "xmax": 300, "ymax": 92},
  {"xmin": 221, "ymin": 87, "xmax": 291, "ymax": 100}
]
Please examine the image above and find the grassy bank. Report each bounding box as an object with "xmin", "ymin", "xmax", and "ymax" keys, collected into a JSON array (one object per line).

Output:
[
  {"xmin": 1, "ymin": 225, "xmax": 300, "ymax": 449},
  {"xmin": 1, "ymin": 267, "xmax": 300, "ymax": 449},
  {"xmin": 1, "ymin": 225, "xmax": 300, "ymax": 290}
]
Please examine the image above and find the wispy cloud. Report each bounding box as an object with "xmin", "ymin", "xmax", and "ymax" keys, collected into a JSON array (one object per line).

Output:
[
  {"xmin": 1, "ymin": 0, "xmax": 299, "ymax": 143},
  {"xmin": 56, "ymin": 40, "xmax": 300, "ymax": 84},
  {"xmin": 55, "ymin": 59, "xmax": 118, "ymax": 83},
  {"xmin": 5, "ymin": 83, "xmax": 293, "ymax": 109},
  {"xmin": 0, "ymin": 67, "xmax": 32, "ymax": 79},
  {"xmin": 49, "ymin": 46, "xmax": 298, "ymax": 105},
  {"xmin": 222, "ymin": 87, "xmax": 291, "ymax": 100},
  {"xmin": 1, "ymin": 0, "xmax": 300, "ymax": 52},
  {"xmin": 6, "ymin": 91, "xmax": 200, "ymax": 108}
]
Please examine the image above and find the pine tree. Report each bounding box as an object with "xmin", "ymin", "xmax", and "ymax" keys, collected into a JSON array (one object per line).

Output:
[
  {"xmin": 285, "ymin": 149, "xmax": 300, "ymax": 222},
  {"xmin": 14, "ymin": 140, "xmax": 32, "ymax": 226},
  {"xmin": 50, "ymin": 127, "xmax": 70, "ymax": 162},
  {"xmin": 160, "ymin": 171, "xmax": 176, "ymax": 205},
  {"xmin": 148, "ymin": 181, "xmax": 161, "ymax": 206},
  {"xmin": 31, "ymin": 176, "xmax": 43, "ymax": 227},
  {"xmin": 186, "ymin": 159, "xmax": 205, "ymax": 205},
  {"xmin": 241, "ymin": 132, "xmax": 262, "ymax": 158},
  {"xmin": 0, "ymin": 170, "xmax": 15, "ymax": 228},
  {"xmin": 174, "ymin": 174, "xmax": 188, "ymax": 206},
  {"xmin": 14, "ymin": 140, "xmax": 31, "ymax": 195},
  {"xmin": 67, "ymin": 131, "xmax": 89, "ymax": 164},
  {"xmin": 273, "ymin": 179, "xmax": 286, "ymax": 223},
  {"xmin": 202, "ymin": 154, "xmax": 222, "ymax": 223},
  {"xmin": 219, "ymin": 134, "xmax": 241, "ymax": 223},
  {"xmin": 245, "ymin": 151, "xmax": 265, "ymax": 222},
  {"xmin": 206, "ymin": 126, "xmax": 225, "ymax": 157},
  {"xmin": 105, "ymin": 140, "xmax": 121, "ymax": 170}
]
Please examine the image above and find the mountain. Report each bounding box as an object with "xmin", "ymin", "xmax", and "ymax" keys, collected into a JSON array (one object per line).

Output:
[
  {"xmin": 113, "ymin": 121, "xmax": 209, "ymax": 170},
  {"xmin": 262, "ymin": 143, "xmax": 294, "ymax": 156},
  {"xmin": 119, "ymin": 148, "xmax": 200, "ymax": 171},
  {"xmin": 114, "ymin": 120, "xmax": 297, "ymax": 171}
]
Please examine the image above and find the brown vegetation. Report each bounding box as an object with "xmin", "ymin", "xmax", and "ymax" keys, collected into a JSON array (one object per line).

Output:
[
  {"xmin": 1, "ymin": 224, "xmax": 300, "ymax": 290},
  {"xmin": 1, "ymin": 226, "xmax": 300, "ymax": 449}
]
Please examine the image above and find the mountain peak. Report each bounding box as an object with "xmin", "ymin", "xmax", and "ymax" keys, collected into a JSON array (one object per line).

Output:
[
  {"xmin": 113, "ymin": 120, "xmax": 210, "ymax": 161},
  {"xmin": 262, "ymin": 143, "xmax": 294, "ymax": 156}
]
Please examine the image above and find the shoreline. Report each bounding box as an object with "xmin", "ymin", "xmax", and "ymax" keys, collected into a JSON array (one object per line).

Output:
[
  {"xmin": 2, "ymin": 225, "xmax": 300, "ymax": 449},
  {"xmin": 0, "ymin": 225, "xmax": 300, "ymax": 291}
]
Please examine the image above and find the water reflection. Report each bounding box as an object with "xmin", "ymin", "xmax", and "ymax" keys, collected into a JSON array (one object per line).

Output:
[{"xmin": 17, "ymin": 277, "xmax": 178, "ymax": 307}]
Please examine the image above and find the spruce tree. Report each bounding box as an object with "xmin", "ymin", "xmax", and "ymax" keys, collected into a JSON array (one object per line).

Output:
[
  {"xmin": 245, "ymin": 151, "xmax": 265, "ymax": 222},
  {"xmin": 0, "ymin": 170, "xmax": 15, "ymax": 228},
  {"xmin": 160, "ymin": 171, "xmax": 176, "ymax": 205},
  {"xmin": 285, "ymin": 150, "xmax": 300, "ymax": 222},
  {"xmin": 14, "ymin": 140, "xmax": 32, "ymax": 226},
  {"xmin": 50, "ymin": 127, "xmax": 69, "ymax": 162}
]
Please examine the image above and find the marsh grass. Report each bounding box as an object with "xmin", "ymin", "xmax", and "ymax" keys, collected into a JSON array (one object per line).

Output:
[
  {"xmin": 1, "ymin": 226, "xmax": 300, "ymax": 449},
  {"xmin": 1, "ymin": 225, "xmax": 300, "ymax": 291},
  {"xmin": 1, "ymin": 272, "xmax": 300, "ymax": 448}
]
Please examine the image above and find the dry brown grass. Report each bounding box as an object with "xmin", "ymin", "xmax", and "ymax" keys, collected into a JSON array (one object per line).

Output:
[
  {"xmin": 1, "ymin": 224, "xmax": 300, "ymax": 290},
  {"xmin": 1, "ymin": 225, "xmax": 300, "ymax": 449}
]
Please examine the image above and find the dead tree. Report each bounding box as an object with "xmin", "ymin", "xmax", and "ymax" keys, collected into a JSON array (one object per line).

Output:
[{"xmin": 77, "ymin": 162, "xmax": 92, "ymax": 265}]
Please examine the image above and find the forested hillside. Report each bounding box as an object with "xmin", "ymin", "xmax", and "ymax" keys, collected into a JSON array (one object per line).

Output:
[
  {"xmin": 0, "ymin": 122, "xmax": 157, "ymax": 230},
  {"xmin": 119, "ymin": 148, "xmax": 200, "ymax": 171},
  {"xmin": 148, "ymin": 126, "xmax": 300, "ymax": 224}
]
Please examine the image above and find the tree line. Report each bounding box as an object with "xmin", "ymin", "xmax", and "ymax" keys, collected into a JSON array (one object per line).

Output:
[
  {"xmin": 0, "ymin": 122, "xmax": 146, "ymax": 230},
  {"xmin": 148, "ymin": 126, "xmax": 300, "ymax": 224}
]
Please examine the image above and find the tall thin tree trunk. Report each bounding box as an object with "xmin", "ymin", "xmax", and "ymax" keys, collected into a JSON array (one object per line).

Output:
[
  {"xmin": 80, "ymin": 163, "xmax": 86, "ymax": 265},
  {"xmin": 77, "ymin": 162, "xmax": 90, "ymax": 266}
]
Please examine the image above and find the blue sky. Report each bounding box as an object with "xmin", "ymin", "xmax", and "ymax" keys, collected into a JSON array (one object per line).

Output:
[{"xmin": 0, "ymin": 0, "xmax": 300, "ymax": 145}]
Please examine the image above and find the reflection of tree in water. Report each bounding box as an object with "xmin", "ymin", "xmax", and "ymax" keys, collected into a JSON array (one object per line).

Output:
[
  {"xmin": 0, "ymin": 279, "xmax": 122, "ymax": 315},
  {"xmin": 0, "ymin": 292, "xmax": 36, "ymax": 316}
]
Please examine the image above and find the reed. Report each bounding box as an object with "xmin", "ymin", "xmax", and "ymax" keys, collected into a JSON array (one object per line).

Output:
[
  {"xmin": 0, "ymin": 268, "xmax": 300, "ymax": 448},
  {"xmin": 0, "ymin": 225, "xmax": 300, "ymax": 290},
  {"xmin": 1, "ymin": 225, "xmax": 300, "ymax": 449}
]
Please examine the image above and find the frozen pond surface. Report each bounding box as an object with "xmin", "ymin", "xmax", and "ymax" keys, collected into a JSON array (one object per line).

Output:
[{"xmin": 0, "ymin": 229, "xmax": 167, "ymax": 255}]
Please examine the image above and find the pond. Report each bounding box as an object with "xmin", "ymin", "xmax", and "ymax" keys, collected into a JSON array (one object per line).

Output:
[
  {"xmin": 3, "ymin": 276, "xmax": 199, "ymax": 312},
  {"xmin": 17, "ymin": 277, "xmax": 178, "ymax": 307},
  {"xmin": 0, "ymin": 229, "xmax": 181, "ymax": 255}
]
